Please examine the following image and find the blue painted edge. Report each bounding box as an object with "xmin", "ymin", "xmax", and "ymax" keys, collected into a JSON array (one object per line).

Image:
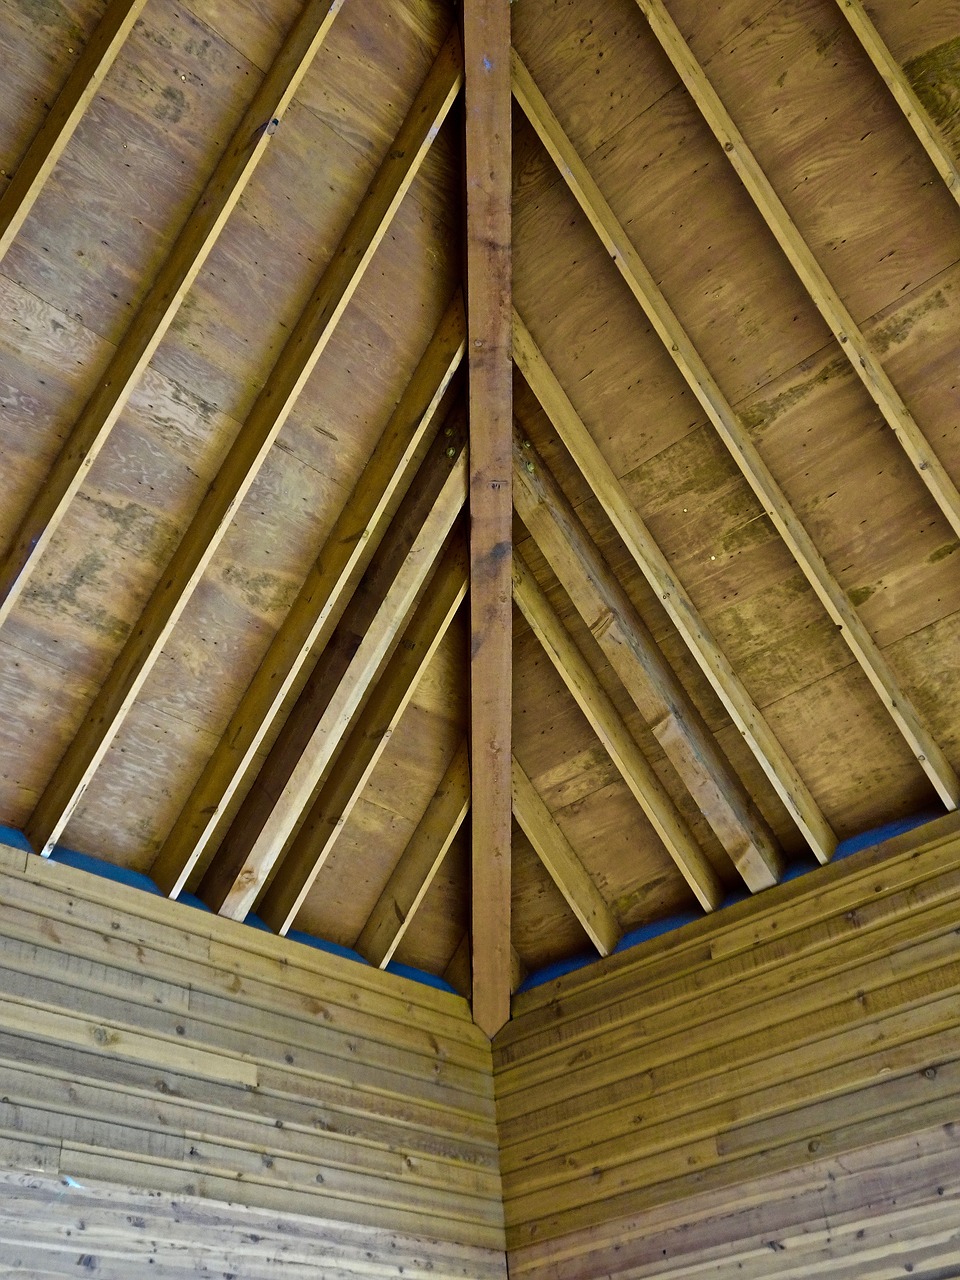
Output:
[{"xmin": 516, "ymin": 806, "xmax": 946, "ymax": 994}]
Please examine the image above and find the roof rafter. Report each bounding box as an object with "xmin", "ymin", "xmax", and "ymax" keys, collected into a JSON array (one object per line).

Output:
[
  {"xmin": 512, "ymin": 552, "xmax": 723, "ymax": 912},
  {"xmin": 151, "ymin": 291, "xmax": 466, "ymax": 898},
  {"xmin": 0, "ymin": 0, "xmax": 149, "ymax": 264},
  {"xmin": 513, "ymin": 308, "xmax": 835, "ymax": 865},
  {"xmin": 23, "ymin": 29, "xmax": 463, "ymax": 860},
  {"xmin": 511, "ymin": 756, "xmax": 620, "ymax": 957},
  {"xmin": 258, "ymin": 536, "xmax": 469, "ymax": 934},
  {"xmin": 357, "ymin": 740, "xmax": 470, "ymax": 969},
  {"xmin": 832, "ymin": 0, "xmax": 960, "ymax": 206},
  {"xmin": 463, "ymin": 0, "xmax": 513, "ymax": 1038},
  {"xmin": 0, "ymin": 0, "xmax": 347, "ymax": 630},
  {"xmin": 513, "ymin": 434, "xmax": 783, "ymax": 894},
  {"xmin": 633, "ymin": 0, "xmax": 960, "ymax": 543},
  {"xmin": 201, "ymin": 443, "xmax": 468, "ymax": 921},
  {"xmin": 512, "ymin": 48, "xmax": 960, "ymax": 814}
]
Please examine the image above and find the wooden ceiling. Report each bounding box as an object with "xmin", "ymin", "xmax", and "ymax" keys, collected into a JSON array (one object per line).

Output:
[{"xmin": 2, "ymin": 0, "xmax": 959, "ymax": 1033}]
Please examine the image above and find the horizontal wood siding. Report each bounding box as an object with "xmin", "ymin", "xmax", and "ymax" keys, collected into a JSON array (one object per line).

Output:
[
  {"xmin": 0, "ymin": 841, "xmax": 507, "ymax": 1273},
  {"xmin": 497, "ymin": 813, "xmax": 960, "ymax": 1273}
]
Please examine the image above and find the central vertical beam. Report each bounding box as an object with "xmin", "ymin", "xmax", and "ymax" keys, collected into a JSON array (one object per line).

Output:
[{"xmin": 463, "ymin": 0, "xmax": 513, "ymax": 1038}]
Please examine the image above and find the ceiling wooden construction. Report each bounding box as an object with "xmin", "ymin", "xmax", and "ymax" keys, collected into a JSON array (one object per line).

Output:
[{"xmin": 2, "ymin": 0, "xmax": 960, "ymax": 1038}]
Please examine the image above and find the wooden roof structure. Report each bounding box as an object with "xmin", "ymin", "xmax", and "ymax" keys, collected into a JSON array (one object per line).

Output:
[{"xmin": 2, "ymin": 0, "xmax": 960, "ymax": 1273}]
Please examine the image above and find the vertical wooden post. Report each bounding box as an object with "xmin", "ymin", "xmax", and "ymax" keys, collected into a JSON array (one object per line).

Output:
[{"xmin": 463, "ymin": 0, "xmax": 513, "ymax": 1037}]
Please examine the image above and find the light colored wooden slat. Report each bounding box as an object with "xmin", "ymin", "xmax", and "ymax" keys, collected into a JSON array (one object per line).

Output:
[
  {"xmin": 513, "ymin": 435, "xmax": 782, "ymax": 893},
  {"xmin": 23, "ymin": 30, "xmax": 464, "ymax": 859},
  {"xmin": 512, "ymin": 46, "xmax": 960, "ymax": 813},
  {"xmin": 632, "ymin": 1, "xmax": 960, "ymax": 540},
  {"xmin": 258, "ymin": 539, "xmax": 469, "ymax": 933},
  {"xmin": 513, "ymin": 308, "xmax": 835, "ymax": 865},
  {"xmin": 0, "ymin": 0, "xmax": 347, "ymax": 631},
  {"xmin": 833, "ymin": 0, "xmax": 960, "ymax": 204},
  {"xmin": 513, "ymin": 553, "xmax": 722, "ymax": 911},
  {"xmin": 0, "ymin": 0, "xmax": 149, "ymax": 263},
  {"xmin": 151, "ymin": 291, "xmax": 466, "ymax": 898},
  {"xmin": 207, "ymin": 448, "xmax": 468, "ymax": 921},
  {"xmin": 511, "ymin": 757, "xmax": 620, "ymax": 956},
  {"xmin": 357, "ymin": 741, "xmax": 471, "ymax": 969},
  {"xmin": 464, "ymin": 0, "xmax": 513, "ymax": 1040}
]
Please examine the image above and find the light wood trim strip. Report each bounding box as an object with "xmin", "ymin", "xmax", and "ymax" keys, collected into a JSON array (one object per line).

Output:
[
  {"xmin": 258, "ymin": 539, "xmax": 469, "ymax": 933},
  {"xmin": 513, "ymin": 552, "xmax": 722, "ymax": 911},
  {"xmin": 632, "ymin": 0, "xmax": 960, "ymax": 541},
  {"xmin": 463, "ymin": 0, "xmax": 513, "ymax": 1040},
  {"xmin": 514, "ymin": 435, "xmax": 782, "ymax": 893},
  {"xmin": 358, "ymin": 741, "xmax": 471, "ymax": 969},
  {"xmin": 0, "ymin": 0, "xmax": 347, "ymax": 630},
  {"xmin": 208, "ymin": 449, "xmax": 467, "ymax": 921},
  {"xmin": 514, "ymin": 308, "xmax": 835, "ymax": 864},
  {"xmin": 151, "ymin": 291, "xmax": 466, "ymax": 897},
  {"xmin": 511, "ymin": 756, "xmax": 620, "ymax": 956},
  {"xmin": 512, "ymin": 46, "xmax": 959, "ymax": 812},
  {"xmin": 0, "ymin": 0, "xmax": 149, "ymax": 263},
  {"xmin": 833, "ymin": 0, "xmax": 960, "ymax": 203},
  {"xmin": 23, "ymin": 30, "xmax": 464, "ymax": 859}
]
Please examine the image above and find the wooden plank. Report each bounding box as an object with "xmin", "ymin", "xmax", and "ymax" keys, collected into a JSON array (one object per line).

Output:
[
  {"xmin": 204, "ymin": 447, "xmax": 468, "ymax": 921},
  {"xmin": 834, "ymin": 0, "xmax": 960, "ymax": 205},
  {"xmin": 513, "ymin": 305, "xmax": 835, "ymax": 865},
  {"xmin": 0, "ymin": 0, "xmax": 347, "ymax": 631},
  {"xmin": 151, "ymin": 291, "xmax": 466, "ymax": 898},
  {"xmin": 0, "ymin": 0, "xmax": 148, "ymax": 262},
  {"xmin": 514, "ymin": 434, "xmax": 782, "ymax": 892},
  {"xmin": 258, "ymin": 539, "xmax": 469, "ymax": 933},
  {"xmin": 633, "ymin": 1, "xmax": 960, "ymax": 541},
  {"xmin": 463, "ymin": 0, "xmax": 513, "ymax": 1039},
  {"xmin": 512, "ymin": 45, "xmax": 959, "ymax": 814},
  {"xmin": 513, "ymin": 553, "xmax": 721, "ymax": 911},
  {"xmin": 511, "ymin": 757, "xmax": 619, "ymax": 956},
  {"xmin": 23, "ymin": 28, "xmax": 464, "ymax": 859},
  {"xmin": 358, "ymin": 741, "xmax": 471, "ymax": 968}
]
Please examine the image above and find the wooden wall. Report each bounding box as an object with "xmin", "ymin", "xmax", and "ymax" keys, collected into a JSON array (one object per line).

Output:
[
  {"xmin": 0, "ymin": 840, "xmax": 506, "ymax": 1276},
  {"xmin": 496, "ymin": 813, "xmax": 960, "ymax": 1277}
]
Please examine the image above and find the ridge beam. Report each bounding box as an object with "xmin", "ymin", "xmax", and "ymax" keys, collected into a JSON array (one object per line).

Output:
[
  {"xmin": 512, "ymin": 756, "xmax": 620, "ymax": 957},
  {"xmin": 513, "ymin": 308, "xmax": 835, "ymax": 864},
  {"xmin": 463, "ymin": 0, "xmax": 513, "ymax": 1038},
  {"xmin": 258, "ymin": 538, "xmax": 469, "ymax": 934},
  {"xmin": 512, "ymin": 551, "xmax": 723, "ymax": 912},
  {"xmin": 513, "ymin": 435, "xmax": 783, "ymax": 894},
  {"xmin": 151, "ymin": 291, "xmax": 466, "ymax": 898},
  {"xmin": 0, "ymin": 0, "xmax": 348, "ymax": 630},
  {"xmin": 632, "ymin": 0, "xmax": 960, "ymax": 541},
  {"xmin": 512, "ymin": 47, "xmax": 959, "ymax": 813},
  {"xmin": 23, "ymin": 31, "xmax": 463, "ymax": 860},
  {"xmin": 357, "ymin": 740, "xmax": 471, "ymax": 969},
  {"xmin": 202, "ymin": 445, "xmax": 468, "ymax": 921},
  {"xmin": 0, "ymin": 0, "xmax": 148, "ymax": 263},
  {"xmin": 833, "ymin": 0, "xmax": 960, "ymax": 205}
]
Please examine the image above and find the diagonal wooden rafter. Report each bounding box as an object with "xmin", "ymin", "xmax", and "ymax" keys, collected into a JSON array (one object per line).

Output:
[
  {"xmin": 832, "ymin": 0, "xmax": 960, "ymax": 206},
  {"xmin": 512, "ymin": 49, "xmax": 960, "ymax": 814},
  {"xmin": 0, "ymin": 0, "xmax": 150, "ymax": 263},
  {"xmin": 631, "ymin": 0, "xmax": 960, "ymax": 543},
  {"xmin": 257, "ymin": 536, "xmax": 469, "ymax": 934},
  {"xmin": 150, "ymin": 291, "xmax": 466, "ymax": 898},
  {"xmin": 511, "ymin": 756, "xmax": 620, "ymax": 957},
  {"xmin": 0, "ymin": 0, "xmax": 348, "ymax": 630},
  {"xmin": 512, "ymin": 550, "xmax": 723, "ymax": 912},
  {"xmin": 513, "ymin": 433, "xmax": 783, "ymax": 894},
  {"xmin": 202, "ymin": 445, "xmax": 468, "ymax": 922},
  {"xmin": 23, "ymin": 32, "xmax": 464, "ymax": 860},
  {"xmin": 513, "ymin": 310, "xmax": 836, "ymax": 865},
  {"xmin": 357, "ymin": 740, "xmax": 471, "ymax": 970},
  {"xmin": 463, "ymin": 0, "xmax": 513, "ymax": 1037}
]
